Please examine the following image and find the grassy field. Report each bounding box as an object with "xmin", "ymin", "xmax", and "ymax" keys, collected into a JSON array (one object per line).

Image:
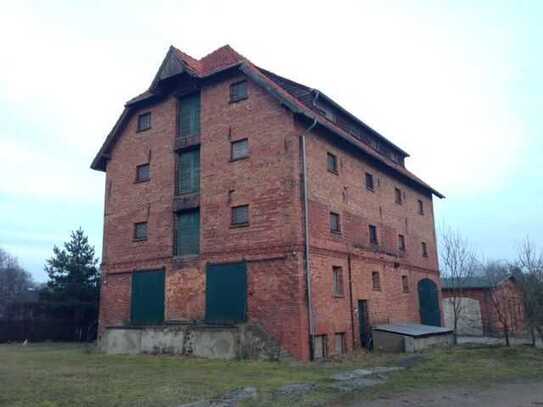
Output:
[{"xmin": 1, "ymin": 343, "xmax": 542, "ymax": 407}]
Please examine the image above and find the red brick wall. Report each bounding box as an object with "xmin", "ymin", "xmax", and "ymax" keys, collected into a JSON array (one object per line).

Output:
[
  {"xmin": 98, "ymin": 70, "xmax": 442, "ymax": 361},
  {"xmin": 99, "ymin": 75, "xmax": 311, "ymax": 359},
  {"xmin": 301, "ymin": 123, "xmax": 442, "ymax": 356}
]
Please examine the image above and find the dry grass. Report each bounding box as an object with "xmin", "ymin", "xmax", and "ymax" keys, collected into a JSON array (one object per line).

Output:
[{"xmin": 1, "ymin": 343, "xmax": 542, "ymax": 407}]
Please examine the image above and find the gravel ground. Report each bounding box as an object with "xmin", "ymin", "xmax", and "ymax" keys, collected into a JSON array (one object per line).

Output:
[
  {"xmin": 458, "ymin": 336, "xmax": 543, "ymax": 348},
  {"xmin": 348, "ymin": 381, "xmax": 543, "ymax": 407}
]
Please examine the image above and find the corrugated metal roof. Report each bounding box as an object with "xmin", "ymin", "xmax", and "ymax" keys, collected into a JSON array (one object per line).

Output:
[{"xmin": 373, "ymin": 323, "xmax": 452, "ymax": 337}]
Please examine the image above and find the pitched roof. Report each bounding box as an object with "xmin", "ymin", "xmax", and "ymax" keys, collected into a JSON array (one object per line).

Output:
[
  {"xmin": 441, "ymin": 277, "xmax": 495, "ymax": 289},
  {"xmin": 441, "ymin": 275, "xmax": 518, "ymax": 290},
  {"xmin": 90, "ymin": 45, "xmax": 444, "ymax": 198}
]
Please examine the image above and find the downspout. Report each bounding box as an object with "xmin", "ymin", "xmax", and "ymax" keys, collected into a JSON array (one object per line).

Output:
[
  {"xmin": 347, "ymin": 253, "xmax": 356, "ymax": 349},
  {"xmin": 301, "ymin": 91, "xmax": 319, "ymax": 358}
]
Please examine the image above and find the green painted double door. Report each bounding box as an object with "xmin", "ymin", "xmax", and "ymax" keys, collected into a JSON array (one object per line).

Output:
[{"xmin": 130, "ymin": 263, "xmax": 248, "ymax": 325}]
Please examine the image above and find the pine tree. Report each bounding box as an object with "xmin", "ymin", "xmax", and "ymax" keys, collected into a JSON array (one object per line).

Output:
[{"xmin": 43, "ymin": 228, "xmax": 100, "ymax": 306}]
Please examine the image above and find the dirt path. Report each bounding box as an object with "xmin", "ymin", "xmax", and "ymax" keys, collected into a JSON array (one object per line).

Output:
[{"xmin": 349, "ymin": 381, "xmax": 543, "ymax": 407}]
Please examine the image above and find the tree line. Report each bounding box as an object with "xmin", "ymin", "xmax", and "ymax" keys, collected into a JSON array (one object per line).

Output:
[{"xmin": 0, "ymin": 228, "xmax": 100, "ymax": 341}]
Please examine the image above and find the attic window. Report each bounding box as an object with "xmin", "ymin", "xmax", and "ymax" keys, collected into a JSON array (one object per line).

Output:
[
  {"xmin": 230, "ymin": 80, "xmax": 248, "ymax": 103},
  {"xmin": 137, "ymin": 112, "xmax": 151, "ymax": 132}
]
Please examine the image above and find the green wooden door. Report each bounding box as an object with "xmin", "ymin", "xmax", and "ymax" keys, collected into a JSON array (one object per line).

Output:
[
  {"xmin": 131, "ymin": 270, "xmax": 165, "ymax": 325},
  {"xmin": 205, "ymin": 262, "xmax": 247, "ymax": 322},
  {"xmin": 418, "ymin": 278, "xmax": 441, "ymax": 326}
]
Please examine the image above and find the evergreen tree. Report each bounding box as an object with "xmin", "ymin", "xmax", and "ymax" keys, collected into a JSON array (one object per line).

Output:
[{"xmin": 43, "ymin": 228, "xmax": 100, "ymax": 306}]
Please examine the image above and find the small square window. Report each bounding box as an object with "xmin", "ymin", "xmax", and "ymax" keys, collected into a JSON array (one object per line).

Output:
[
  {"xmin": 365, "ymin": 172, "xmax": 374, "ymax": 191},
  {"xmin": 135, "ymin": 163, "xmax": 150, "ymax": 182},
  {"xmin": 231, "ymin": 205, "xmax": 249, "ymax": 226},
  {"xmin": 335, "ymin": 332, "xmax": 345, "ymax": 354},
  {"xmin": 418, "ymin": 200, "xmax": 424, "ymax": 215},
  {"xmin": 134, "ymin": 222, "xmax": 147, "ymax": 241},
  {"xmin": 137, "ymin": 112, "xmax": 151, "ymax": 132},
  {"xmin": 398, "ymin": 234, "xmax": 406, "ymax": 252},
  {"xmin": 231, "ymin": 139, "xmax": 249, "ymax": 161},
  {"xmin": 369, "ymin": 225, "xmax": 378, "ymax": 245},
  {"xmin": 230, "ymin": 80, "xmax": 248, "ymax": 102},
  {"xmin": 422, "ymin": 242, "xmax": 428, "ymax": 257},
  {"xmin": 327, "ymin": 152, "xmax": 338, "ymax": 174},
  {"xmin": 333, "ymin": 266, "xmax": 344, "ymax": 297},
  {"xmin": 372, "ymin": 271, "xmax": 381, "ymax": 291},
  {"xmin": 330, "ymin": 212, "xmax": 341, "ymax": 233},
  {"xmin": 395, "ymin": 188, "xmax": 403, "ymax": 205},
  {"xmin": 402, "ymin": 275, "xmax": 409, "ymax": 293}
]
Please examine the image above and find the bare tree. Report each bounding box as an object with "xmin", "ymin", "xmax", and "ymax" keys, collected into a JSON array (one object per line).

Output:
[
  {"xmin": 482, "ymin": 261, "xmax": 523, "ymax": 347},
  {"xmin": 440, "ymin": 227, "xmax": 478, "ymax": 344},
  {"xmin": 0, "ymin": 248, "xmax": 34, "ymax": 318},
  {"xmin": 516, "ymin": 238, "xmax": 543, "ymax": 344}
]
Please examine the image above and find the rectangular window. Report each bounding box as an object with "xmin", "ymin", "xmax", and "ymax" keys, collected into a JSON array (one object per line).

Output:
[
  {"xmin": 333, "ymin": 266, "xmax": 344, "ymax": 297},
  {"xmin": 177, "ymin": 149, "xmax": 200, "ymax": 194},
  {"xmin": 330, "ymin": 212, "xmax": 341, "ymax": 233},
  {"xmin": 134, "ymin": 222, "xmax": 148, "ymax": 241},
  {"xmin": 335, "ymin": 333, "xmax": 345, "ymax": 354},
  {"xmin": 402, "ymin": 275, "xmax": 409, "ymax": 293},
  {"xmin": 398, "ymin": 234, "xmax": 406, "ymax": 252},
  {"xmin": 175, "ymin": 209, "xmax": 200, "ymax": 256},
  {"xmin": 418, "ymin": 199, "xmax": 424, "ymax": 215},
  {"xmin": 422, "ymin": 242, "xmax": 428, "ymax": 257},
  {"xmin": 231, "ymin": 205, "xmax": 249, "ymax": 226},
  {"xmin": 369, "ymin": 225, "xmax": 378, "ymax": 245},
  {"xmin": 179, "ymin": 93, "xmax": 201, "ymax": 138},
  {"xmin": 230, "ymin": 80, "xmax": 248, "ymax": 102},
  {"xmin": 372, "ymin": 271, "xmax": 381, "ymax": 291},
  {"xmin": 395, "ymin": 187, "xmax": 403, "ymax": 205},
  {"xmin": 231, "ymin": 139, "xmax": 249, "ymax": 161},
  {"xmin": 327, "ymin": 152, "xmax": 338, "ymax": 174},
  {"xmin": 137, "ymin": 112, "xmax": 151, "ymax": 132},
  {"xmin": 312, "ymin": 335, "xmax": 328, "ymax": 359},
  {"xmin": 135, "ymin": 163, "xmax": 150, "ymax": 182},
  {"xmin": 365, "ymin": 172, "xmax": 374, "ymax": 191}
]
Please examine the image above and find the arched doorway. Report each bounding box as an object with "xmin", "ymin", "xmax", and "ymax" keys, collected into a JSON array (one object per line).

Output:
[{"xmin": 418, "ymin": 279, "xmax": 441, "ymax": 326}]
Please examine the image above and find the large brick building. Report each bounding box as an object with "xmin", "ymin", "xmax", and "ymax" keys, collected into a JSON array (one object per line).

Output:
[{"xmin": 91, "ymin": 45, "xmax": 444, "ymax": 360}]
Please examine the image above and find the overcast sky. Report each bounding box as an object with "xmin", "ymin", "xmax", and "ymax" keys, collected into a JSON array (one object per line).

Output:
[{"xmin": 1, "ymin": 1, "xmax": 541, "ymax": 281}]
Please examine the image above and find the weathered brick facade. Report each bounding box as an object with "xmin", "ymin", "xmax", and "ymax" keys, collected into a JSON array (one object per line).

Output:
[{"xmin": 92, "ymin": 45, "xmax": 444, "ymax": 360}]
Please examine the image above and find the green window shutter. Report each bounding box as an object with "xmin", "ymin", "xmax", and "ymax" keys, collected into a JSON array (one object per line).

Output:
[
  {"xmin": 175, "ymin": 209, "xmax": 200, "ymax": 256},
  {"xmin": 178, "ymin": 149, "xmax": 200, "ymax": 194},
  {"xmin": 180, "ymin": 93, "xmax": 201, "ymax": 137}
]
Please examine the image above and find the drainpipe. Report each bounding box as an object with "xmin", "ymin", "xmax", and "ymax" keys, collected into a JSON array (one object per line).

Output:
[
  {"xmin": 348, "ymin": 253, "xmax": 356, "ymax": 349},
  {"xmin": 301, "ymin": 92, "xmax": 319, "ymax": 358}
]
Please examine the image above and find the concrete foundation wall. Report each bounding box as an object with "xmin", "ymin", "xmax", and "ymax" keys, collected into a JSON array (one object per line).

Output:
[{"xmin": 100, "ymin": 323, "xmax": 286, "ymax": 360}]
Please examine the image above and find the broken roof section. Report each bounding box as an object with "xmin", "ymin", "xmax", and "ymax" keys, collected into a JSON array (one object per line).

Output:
[{"xmin": 90, "ymin": 44, "xmax": 444, "ymax": 198}]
